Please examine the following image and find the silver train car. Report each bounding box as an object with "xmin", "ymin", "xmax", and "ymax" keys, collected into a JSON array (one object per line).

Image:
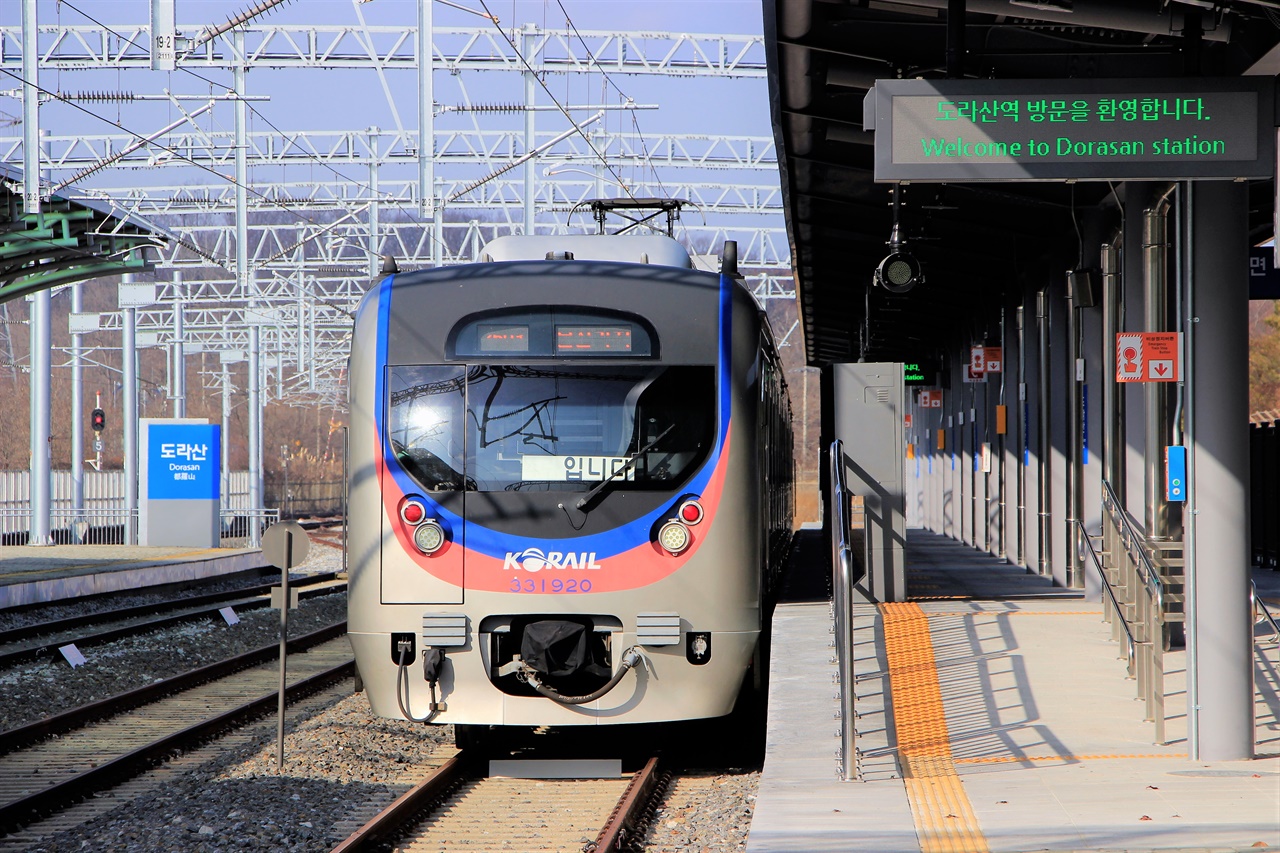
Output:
[{"xmin": 346, "ymin": 233, "xmax": 793, "ymax": 738}]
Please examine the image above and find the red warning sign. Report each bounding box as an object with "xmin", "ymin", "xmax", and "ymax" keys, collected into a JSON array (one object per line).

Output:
[
  {"xmin": 1116, "ymin": 332, "xmax": 1181, "ymax": 383},
  {"xmin": 918, "ymin": 389, "xmax": 942, "ymax": 408}
]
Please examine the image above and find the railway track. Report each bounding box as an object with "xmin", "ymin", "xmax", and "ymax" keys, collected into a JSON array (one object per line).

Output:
[
  {"xmin": 0, "ymin": 573, "xmax": 346, "ymax": 669},
  {"xmin": 331, "ymin": 752, "xmax": 666, "ymax": 853},
  {"xmin": 0, "ymin": 623, "xmax": 353, "ymax": 836}
]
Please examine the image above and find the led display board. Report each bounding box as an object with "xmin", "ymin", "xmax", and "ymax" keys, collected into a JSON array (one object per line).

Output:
[{"xmin": 866, "ymin": 77, "xmax": 1275, "ymax": 182}]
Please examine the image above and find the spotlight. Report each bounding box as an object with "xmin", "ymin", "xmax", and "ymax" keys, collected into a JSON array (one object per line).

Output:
[
  {"xmin": 874, "ymin": 183, "xmax": 923, "ymax": 294},
  {"xmin": 875, "ymin": 250, "xmax": 923, "ymax": 294}
]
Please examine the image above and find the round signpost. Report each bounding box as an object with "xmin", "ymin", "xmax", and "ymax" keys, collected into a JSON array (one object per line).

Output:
[{"xmin": 262, "ymin": 521, "xmax": 310, "ymax": 769}]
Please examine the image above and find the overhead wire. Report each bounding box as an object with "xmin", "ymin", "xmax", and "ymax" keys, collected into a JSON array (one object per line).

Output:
[
  {"xmin": 553, "ymin": 0, "xmax": 669, "ymax": 200},
  {"xmin": 474, "ymin": 0, "xmax": 641, "ymax": 213}
]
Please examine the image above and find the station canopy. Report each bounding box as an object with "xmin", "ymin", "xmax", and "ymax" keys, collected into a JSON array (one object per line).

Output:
[
  {"xmin": 763, "ymin": 0, "xmax": 1280, "ymax": 368},
  {"xmin": 1, "ymin": 163, "xmax": 163, "ymax": 304}
]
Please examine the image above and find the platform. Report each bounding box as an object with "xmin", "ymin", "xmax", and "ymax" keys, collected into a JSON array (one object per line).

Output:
[
  {"xmin": 748, "ymin": 529, "xmax": 1280, "ymax": 853},
  {"xmin": 0, "ymin": 544, "xmax": 264, "ymax": 609}
]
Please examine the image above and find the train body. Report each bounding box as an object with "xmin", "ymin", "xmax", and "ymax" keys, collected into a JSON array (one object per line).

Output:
[{"xmin": 346, "ymin": 233, "xmax": 793, "ymax": 731}]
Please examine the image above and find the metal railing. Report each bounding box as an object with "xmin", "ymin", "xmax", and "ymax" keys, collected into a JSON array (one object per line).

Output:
[
  {"xmin": 1100, "ymin": 480, "xmax": 1173, "ymax": 744},
  {"xmin": 0, "ymin": 507, "xmax": 137, "ymax": 545},
  {"xmin": 1252, "ymin": 581, "xmax": 1280, "ymax": 646},
  {"xmin": 1076, "ymin": 519, "xmax": 1137, "ymax": 677},
  {"xmin": 219, "ymin": 507, "xmax": 280, "ymax": 549},
  {"xmin": 829, "ymin": 439, "xmax": 860, "ymax": 782}
]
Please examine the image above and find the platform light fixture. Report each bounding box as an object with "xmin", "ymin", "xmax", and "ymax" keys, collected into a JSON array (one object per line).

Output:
[{"xmin": 874, "ymin": 184, "xmax": 923, "ymax": 294}]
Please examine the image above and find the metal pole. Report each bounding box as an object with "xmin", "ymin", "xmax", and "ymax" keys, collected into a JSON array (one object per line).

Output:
[
  {"xmin": 234, "ymin": 32, "xmax": 249, "ymax": 304},
  {"xmin": 71, "ymin": 283, "xmax": 85, "ymax": 540},
  {"xmin": 29, "ymin": 290, "xmax": 51, "ymax": 546},
  {"xmin": 1101, "ymin": 239, "xmax": 1124, "ymax": 499},
  {"xmin": 1066, "ymin": 274, "xmax": 1082, "ymax": 588},
  {"xmin": 418, "ymin": 0, "xmax": 434, "ymax": 218},
  {"xmin": 1016, "ymin": 304, "xmax": 1026, "ymax": 567},
  {"xmin": 369, "ymin": 127, "xmax": 381, "ymax": 279},
  {"xmin": 1143, "ymin": 188, "xmax": 1181, "ymax": 542},
  {"xmin": 22, "ymin": 0, "xmax": 50, "ymax": 547},
  {"xmin": 173, "ymin": 272, "xmax": 185, "ymax": 419},
  {"xmin": 1187, "ymin": 180, "xmax": 1253, "ymax": 760},
  {"xmin": 1036, "ymin": 290, "xmax": 1052, "ymax": 576},
  {"xmin": 123, "ymin": 298, "xmax": 139, "ymax": 546},
  {"xmin": 523, "ymin": 23, "xmax": 536, "ymax": 237},
  {"xmin": 249, "ymin": 323, "xmax": 262, "ymax": 547},
  {"xmin": 277, "ymin": 533, "xmax": 291, "ymax": 769},
  {"xmin": 221, "ymin": 360, "xmax": 232, "ymax": 519},
  {"xmin": 432, "ymin": 177, "xmax": 444, "ymax": 267},
  {"xmin": 21, "ymin": 0, "xmax": 40, "ymax": 218},
  {"xmin": 1182, "ymin": 182, "xmax": 1199, "ymax": 760},
  {"xmin": 997, "ymin": 303, "xmax": 1006, "ymax": 560}
]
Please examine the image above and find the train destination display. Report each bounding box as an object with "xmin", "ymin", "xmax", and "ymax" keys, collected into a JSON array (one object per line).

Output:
[{"xmin": 866, "ymin": 77, "xmax": 1274, "ymax": 181}]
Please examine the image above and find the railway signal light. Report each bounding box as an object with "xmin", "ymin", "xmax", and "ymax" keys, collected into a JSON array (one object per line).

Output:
[{"xmin": 91, "ymin": 408, "xmax": 106, "ymax": 433}]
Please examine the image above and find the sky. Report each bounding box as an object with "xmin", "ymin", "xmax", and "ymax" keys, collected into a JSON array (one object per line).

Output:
[{"xmin": 0, "ymin": 0, "xmax": 784, "ymax": 266}]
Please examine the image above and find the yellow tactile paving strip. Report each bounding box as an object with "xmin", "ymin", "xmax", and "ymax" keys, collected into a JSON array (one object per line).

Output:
[
  {"xmin": 953, "ymin": 753, "xmax": 1187, "ymax": 765},
  {"xmin": 881, "ymin": 602, "xmax": 991, "ymax": 853}
]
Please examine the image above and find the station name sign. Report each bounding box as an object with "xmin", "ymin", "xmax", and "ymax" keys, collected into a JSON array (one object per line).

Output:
[{"xmin": 865, "ymin": 77, "xmax": 1275, "ymax": 182}]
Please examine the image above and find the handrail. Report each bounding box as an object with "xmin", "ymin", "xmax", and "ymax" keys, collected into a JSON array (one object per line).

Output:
[
  {"xmin": 1075, "ymin": 519, "xmax": 1136, "ymax": 674},
  {"xmin": 829, "ymin": 439, "xmax": 858, "ymax": 782},
  {"xmin": 1252, "ymin": 581, "xmax": 1280, "ymax": 643},
  {"xmin": 1101, "ymin": 481, "xmax": 1165, "ymax": 612}
]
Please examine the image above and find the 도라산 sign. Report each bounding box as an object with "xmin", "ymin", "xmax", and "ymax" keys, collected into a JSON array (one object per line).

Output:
[
  {"xmin": 866, "ymin": 77, "xmax": 1274, "ymax": 182},
  {"xmin": 146, "ymin": 422, "xmax": 221, "ymax": 499},
  {"xmin": 140, "ymin": 419, "xmax": 222, "ymax": 547}
]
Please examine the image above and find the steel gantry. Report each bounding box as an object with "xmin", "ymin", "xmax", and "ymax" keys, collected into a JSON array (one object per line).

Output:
[{"xmin": 3, "ymin": 2, "xmax": 792, "ymax": 544}]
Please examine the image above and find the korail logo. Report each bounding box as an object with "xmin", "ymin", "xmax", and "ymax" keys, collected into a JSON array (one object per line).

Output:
[{"xmin": 503, "ymin": 548, "xmax": 603, "ymax": 572}]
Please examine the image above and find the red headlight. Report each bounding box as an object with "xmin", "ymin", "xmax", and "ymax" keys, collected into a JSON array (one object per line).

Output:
[
  {"xmin": 679, "ymin": 499, "xmax": 704, "ymax": 525},
  {"xmin": 400, "ymin": 498, "xmax": 426, "ymax": 526}
]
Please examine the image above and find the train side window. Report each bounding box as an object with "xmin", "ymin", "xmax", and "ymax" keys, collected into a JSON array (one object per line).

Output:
[{"xmin": 387, "ymin": 364, "xmax": 470, "ymax": 491}]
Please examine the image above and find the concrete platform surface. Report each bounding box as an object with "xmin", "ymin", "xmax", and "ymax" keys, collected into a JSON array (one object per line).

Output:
[
  {"xmin": 0, "ymin": 544, "xmax": 264, "ymax": 608},
  {"xmin": 748, "ymin": 530, "xmax": 1280, "ymax": 853}
]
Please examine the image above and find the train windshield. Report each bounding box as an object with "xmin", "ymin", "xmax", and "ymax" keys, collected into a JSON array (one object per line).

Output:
[{"xmin": 387, "ymin": 364, "xmax": 715, "ymax": 493}]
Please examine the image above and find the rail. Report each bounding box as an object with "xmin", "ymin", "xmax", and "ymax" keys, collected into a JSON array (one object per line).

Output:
[
  {"xmin": 829, "ymin": 439, "xmax": 859, "ymax": 782},
  {"xmin": 1099, "ymin": 479, "xmax": 1170, "ymax": 744},
  {"xmin": 1075, "ymin": 519, "xmax": 1136, "ymax": 676},
  {"xmin": 1252, "ymin": 581, "xmax": 1280, "ymax": 645}
]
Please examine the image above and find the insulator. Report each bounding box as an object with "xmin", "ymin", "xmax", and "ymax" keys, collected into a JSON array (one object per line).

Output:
[
  {"xmin": 62, "ymin": 91, "xmax": 137, "ymax": 103},
  {"xmin": 455, "ymin": 103, "xmax": 524, "ymax": 114}
]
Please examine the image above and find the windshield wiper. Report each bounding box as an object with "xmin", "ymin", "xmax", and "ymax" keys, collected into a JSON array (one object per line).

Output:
[{"xmin": 574, "ymin": 424, "xmax": 674, "ymax": 512}]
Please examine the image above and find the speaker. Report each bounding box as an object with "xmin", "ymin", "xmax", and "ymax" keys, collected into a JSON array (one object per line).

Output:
[{"xmin": 1069, "ymin": 269, "xmax": 1097, "ymax": 308}]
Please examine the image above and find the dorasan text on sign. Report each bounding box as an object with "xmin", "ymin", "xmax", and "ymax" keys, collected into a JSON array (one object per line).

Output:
[{"xmin": 866, "ymin": 77, "xmax": 1275, "ymax": 182}]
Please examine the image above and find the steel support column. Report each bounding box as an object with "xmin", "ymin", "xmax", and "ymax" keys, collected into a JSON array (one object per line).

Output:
[
  {"xmin": 123, "ymin": 297, "xmax": 139, "ymax": 546},
  {"xmin": 1101, "ymin": 240, "xmax": 1125, "ymax": 500},
  {"xmin": 249, "ymin": 322, "xmax": 262, "ymax": 546},
  {"xmin": 1186, "ymin": 180, "xmax": 1252, "ymax": 761},
  {"xmin": 173, "ymin": 271, "xmax": 185, "ymax": 418},
  {"xmin": 1143, "ymin": 188, "xmax": 1181, "ymax": 542},
  {"xmin": 71, "ymin": 282, "xmax": 85, "ymax": 539},
  {"xmin": 28, "ymin": 291, "xmax": 51, "ymax": 546},
  {"xmin": 1036, "ymin": 289, "xmax": 1052, "ymax": 576}
]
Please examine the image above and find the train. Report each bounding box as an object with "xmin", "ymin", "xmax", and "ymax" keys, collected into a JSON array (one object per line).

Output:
[{"xmin": 345, "ymin": 230, "xmax": 794, "ymax": 744}]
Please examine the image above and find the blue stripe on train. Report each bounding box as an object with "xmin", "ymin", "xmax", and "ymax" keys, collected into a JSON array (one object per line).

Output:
[{"xmin": 372, "ymin": 269, "xmax": 735, "ymax": 560}]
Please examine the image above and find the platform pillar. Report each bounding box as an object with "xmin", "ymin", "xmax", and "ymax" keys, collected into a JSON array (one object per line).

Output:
[{"xmin": 1186, "ymin": 180, "xmax": 1253, "ymax": 760}]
